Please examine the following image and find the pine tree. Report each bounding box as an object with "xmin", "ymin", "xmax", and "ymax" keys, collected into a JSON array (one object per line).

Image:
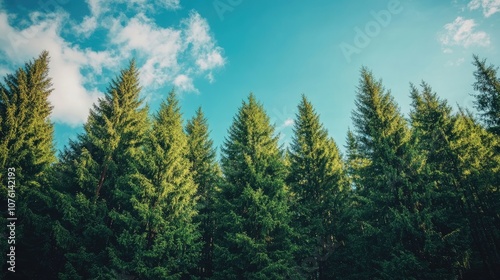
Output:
[
  {"xmin": 186, "ymin": 107, "xmax": 221, "ymax": 278},
  {"xmin": 214, "ymin": 94, "xmax": 300, "ymax": 279},
  {"xmin": 287, "ymin": 95, "xmax": 347, "ymax": 279},
  {"xmin": 53, "ymin": 60, "xmax": 149, "ymax": 279},
  {"xmin": 472, "ymin": 55, "xmax": 500, "ymax": 135},
  {"xmin": 0, "ymin": 51, "xmax": 57, "ymax": 279}
]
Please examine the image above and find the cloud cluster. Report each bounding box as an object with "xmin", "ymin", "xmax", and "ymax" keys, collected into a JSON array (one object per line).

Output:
[
  {"xmin": 439, "ymin": 17, "xmax": 490, "ymax": 53},
  {"xmin": 468, "ymin": 0, "xmax": 500, "ymax": 17},
  {"xmin": 0, "ymin": 10, "xmax": 114, "ymax": 125},
  {"xmin": 0, "ymin": 0, "xmax": 225, "ymax": 126}
]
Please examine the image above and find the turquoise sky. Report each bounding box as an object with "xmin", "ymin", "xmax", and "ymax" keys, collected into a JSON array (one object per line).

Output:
[{"xmin": 1, "ymin": 0, "xmax": 499, "ymax": 155}]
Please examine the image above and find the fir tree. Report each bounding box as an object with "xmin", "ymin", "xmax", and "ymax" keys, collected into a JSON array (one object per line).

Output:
[
  {"xmin": 186, "ymin": 107, "xmax": 221, "ymax": 278},
  {"xmin": 214, "ymin": 94, "xmax": 300, "ymax": 279},
  {"xmin": 472, "ymin": 55, "xmax": 500, "ymax": 135},
  {"xmin": 287, "ymin": 95, "xmax": 347, "ymax": 279}
]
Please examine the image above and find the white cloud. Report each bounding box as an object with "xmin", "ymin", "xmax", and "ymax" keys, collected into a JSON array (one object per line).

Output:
[
  {"xmin": 446, "ymin": 57, "xmax": 466, "ymax": 67},
  {"xmin": 158, "ymin": 0, "xmax": 181, "ymax": 10},
  {"xmin": 0, "ymin": 10, "xmax": 116, "ymax": 126},
  {"xmin": 110, "ymin": 13, "xmax": 182, "ymax": 88},
  {"xmin": 1, "ymin": 3, "xmax": 225, "ymax": 126},
  {"xmin": 173, "ymin": 74, "xmax": 197, "ymax": 93},
  {"xmin": 73, "ymin": 0, "xmax": 181, "ymax": 37},
  {"xmin": 182, "ymin": 11, "xmax": 225, "ymax": 73},
  {"xmin": 439, "ymin": 17, "xmax": 490, "ymax": 52},
  {"xmin": 283, "ymin": 118, "xmax": 294, "ymax": 127},
  {"xmin": 73, "ymin": 16, "xmax": 97, "ymax": 38},
  {"xmin": 468, "ymin": 0, "xmax": 500, "ymax": 17},
  {"xmin": 109, "ymin": 11, "xmax": 225, "ymax": 92}
]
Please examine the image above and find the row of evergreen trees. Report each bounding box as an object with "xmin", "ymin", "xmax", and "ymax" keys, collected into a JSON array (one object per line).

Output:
[{"xmin": 1, "ymin": 51, "xmax": 499, "ymax": 279}]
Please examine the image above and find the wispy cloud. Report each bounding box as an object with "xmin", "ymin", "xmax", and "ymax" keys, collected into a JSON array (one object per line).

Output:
[
  {"xmin": 0, "ymin": 1, "xmax": 225, "ymax": 126},
  {"xmin": 108, "ymin": 10, "xmax": 225, "ymax": 92},
  {"xmin": 439, "ymin": 17, "xmax": 490, "ymax": 52},
  {"xmin": 468, "ymin": 0, "xmax": 500, "ymax": 17},
  {"xmin": 174, "ymin": 74, "xmax": 197, "ymax": 93},
  {"xmin": 283, "ymin": 118, "xmax": 294, "ymax": 127},
  {"xmin": 73, "ymin": 0, "xmax": 181, "ymax": 37},
  {"xmin": 0, "ymin": 9, "xmax": 115, "ymax": 126}
]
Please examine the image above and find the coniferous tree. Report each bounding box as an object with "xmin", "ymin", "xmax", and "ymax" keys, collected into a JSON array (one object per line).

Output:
[
  {"xmin": 287, "ymin": 95, "xmax": 347, "ymax": 279},
  {"xmin": 53, "ymin": 60, "xmax": 149, "ymax": 279},
  {"xmin": 186, "ymin": 107, "xmax": 221, "ymax": 278},
  {"xmin": 0, "ymin": 50, "xmax": 56, "ymax": 184},
  {"xmin": 113, "ymin": 91, "xmax": 201, "ymax": 279},
  {"xmin": 472, "ymin": 55, "xmax": 500, "ymax": 135},
  {"xmin": 448, "ymin": 110, "xmax": 500, "ymax": 279},
  {"xmin": 349, "ymin": 68, "xmax": 429, "ymax": 279},
  {"xmin": 214, "ymin": 94, "xmax": 300, "ymax": 279},
  {"xmin": 0, "ymin": 51, "xmax": 57, "ymax": 279},
  {"xmin": 409, "ymin": 82, "xmax": 471, "ymax": 279}
]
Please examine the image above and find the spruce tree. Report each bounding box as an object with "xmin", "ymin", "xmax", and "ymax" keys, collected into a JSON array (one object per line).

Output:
[
  {"xmin": 448, "ymin": 110, "xmax": 500, "ymax": 279},
  {"xmin": 472, "ymin": 55, "xmax": 500, "ymax": 135},
  {"xmin": 409, "ymin": 82, "xmax": 470, "ymax": 279},
  {"xmin": 0, "ymin": 51, "xmax": 57, "ymax": 279},
  {"xmin": 110, "ymin": 90, "xmax": 200, "ymax": 279},
  {"xmin": 349, "ymin": 68, "xmax": 428, "ymax": 279},
  {"xmin": 0, "ymin": 50, "xmax": 55, "ymax": 185},
  {"xmin": 186, "ymin": 107, "xmax": 221, "ymax": 278},
  {"xmin": 287, "ymin": 95, "xmax": 347, "ymax": 279},
  {"xmin": 53, "ymin": 60, "xmax": 149, "ymax": 279},
  {"xmin": 214, "ymin": 94, "xmax": 300, "ymax": 279}
]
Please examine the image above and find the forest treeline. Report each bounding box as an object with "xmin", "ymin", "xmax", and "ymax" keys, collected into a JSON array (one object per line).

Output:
[{"xmin": 0, "ymin": 51, "xmax": 499, "ymax": 280}]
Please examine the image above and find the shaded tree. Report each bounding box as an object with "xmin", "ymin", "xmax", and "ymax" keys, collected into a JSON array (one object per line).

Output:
[{"xmin": 214, "ymin": 94, "xmax": 300, "ymax": 279}]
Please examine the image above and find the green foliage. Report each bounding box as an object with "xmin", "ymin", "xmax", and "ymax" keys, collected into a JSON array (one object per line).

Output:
[
  {"xmin": 409, "ymin": 82, "xmax": 471, "ymax": 278},
  {"xmin": 472, "ymin": 55, "xmax": 500, "ymax": 135},
  {"xmin": 186, "ymin": 107, "xmax": 221, "ymax": 278},
  {"xmin": 0, "ymin": 51, "xmax": 57, "ymax": 279},
  {"xmin": 1, "ymin": 52, "xmax": 498, "ymax": 280},
  {"xmin": 120, "ymin": 90, "xmax": 201, "ymax": 279},
  {"xmin": 347, "ymin": 68, "xmax": 435, "ymax": 279},
  {"xmin": 53, "ymin": 60, "xmax": 150, "ymax": 279},
  {"xmin": 287, "ymin": 95, "xmax": 348, "ymax": 279},
  {"xmin": 214, "ymin": 94, "xmax": 300, "ymax": 279}
]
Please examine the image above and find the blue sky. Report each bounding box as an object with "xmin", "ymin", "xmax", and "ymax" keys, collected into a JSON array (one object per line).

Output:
[{"xmin": 1, "ymin": 0, "xmax": 499, "ymax": 156}]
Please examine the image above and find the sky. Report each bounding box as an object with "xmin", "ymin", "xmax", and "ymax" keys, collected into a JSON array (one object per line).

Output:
[{"xmin": 1, "ymin": 0, "xmax": 499, "ymax": 156}]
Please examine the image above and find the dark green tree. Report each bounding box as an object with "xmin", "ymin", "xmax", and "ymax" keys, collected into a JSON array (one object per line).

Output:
[
  {"xmin": 214, "ymin": 94, "xmax": 300, "ymax": 279},
  {"xmin": 186, "ymin": 107, "xmax": 221, "ymax": 278},
  {"xmin": 287, "ymin": 95, "xmax": 347, "ymax": 279},
  {"xmin": 409, "ymin": 82, "xmax": 470, "ymax": 279},
  {"xmin": 110, "ymin": 90, "xmax": 200, "ymax": 279},
  {"xmin": 472, "ymin": 55, "xmax": 500, "ymax": 135},
  {"xmin": 447, "ymin": 110, "xmax": 500, "ymax": 279},
  {"xmin": 53, "ymin": 60, "xmax": 149, "ymax": 279},
  {"xmin": 349, "ymin": 68, "xmax": 429, "ymax": 279}
]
